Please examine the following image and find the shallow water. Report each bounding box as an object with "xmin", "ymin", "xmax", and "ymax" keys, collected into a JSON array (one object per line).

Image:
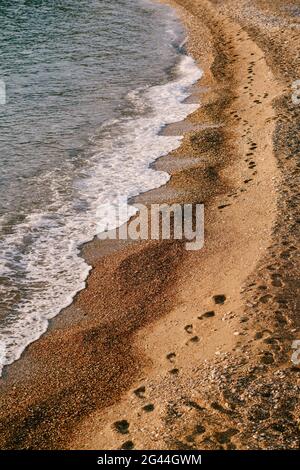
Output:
[{"xmin": 0, "ymin": 0, "xmax": 201, "ymax": 373}]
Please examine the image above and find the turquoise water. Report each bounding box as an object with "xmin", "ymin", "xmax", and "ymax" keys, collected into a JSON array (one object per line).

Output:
[{"xmin": 0, "ymin": 0, "xmax": 201, "ymax": 373}]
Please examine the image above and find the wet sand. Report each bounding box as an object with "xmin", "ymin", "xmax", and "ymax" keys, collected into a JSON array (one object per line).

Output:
[{"xmin": 0, "ymin": 0, "xmax": 299, "ymax": 450}]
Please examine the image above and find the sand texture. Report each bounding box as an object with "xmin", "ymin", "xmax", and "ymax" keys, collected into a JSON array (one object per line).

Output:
[{"xmin": 0, "ymin": 0, "xmax": 299, "ymax": 450}]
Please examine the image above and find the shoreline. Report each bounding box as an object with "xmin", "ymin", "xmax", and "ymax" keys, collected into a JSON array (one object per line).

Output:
[
  {"xmin": 0, "ymin": 45, "xmax": 201, "ymax": 377},
  {"xmin": 0, "ymin": 0, "xmax": 299, "ymax": 450}
]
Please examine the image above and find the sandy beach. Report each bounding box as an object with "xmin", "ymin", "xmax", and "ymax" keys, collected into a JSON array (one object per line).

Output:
[{"xmin": 0, "ymin": 0, "xmax": 299, "ymax": 450}]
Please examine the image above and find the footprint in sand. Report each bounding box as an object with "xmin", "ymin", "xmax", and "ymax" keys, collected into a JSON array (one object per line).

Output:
[
  {"xmin": 142, "ymin": 404, "xmax": 155, "ymax": 412},
  {"xmin": 254, "ymin": 329, "xmax": 272, "ymax": 340},
  {"xmin": 185, "ymin": 424, "xmax": 206, "ymax": 444},
  {"xmin": 194, "ymin": 424, "xmax": 206, "ymax": 435},
  {"xmin": 259, "ymin": 294, "xmax": 272, "ymax": 303},
  {"xmin": 166, "ymin": 352, "xmax": 176, "ymax": 362},
  {"xmin": 186, "ymin": 336, "xmax": 200, "ymax": 345},
  {"xmin": 215, "ymin": 428, "xmax": 239, "ymax": 445},
  {"xmin": 259, "ymin": 351, "xmax": 275, "ymax": 365},
  {"xmin": 263, "ymin": 336, "xmax": 281, "ymax": 349},
  {"xmin": 133, "ymin": 386, "xmax": 146, "ymax": 399},
  {"xmin": 211, "ymin": 401, "xmax": 234, "ymax": 416},
  {"xmin": 114, "ymin": 420, "xmax": 130, "ymax": 435},
  {"xmin": 120, "ymin": 440, "xmax": 134, "ymax": 450},
  {"xmin": 240, "ymin": 316, "xmax": 249, "ymax": 323},
  {"xmin": 184, "ymin": 324, "xmax": 193, "ymax": 334},
  {"xmin": 213, "ymin": 294, "xmax": 226, "ymax": 304},
  {"xmin": 198, "ymin": 310, "xmax": 215, "ymax": 320},
  {"xmin": 271, "ymin": 273, "xmax": 283, "ymax": 287},
  {"xmin": 184, "ymin": 399, "xmax": 206, "ymax": 412}
]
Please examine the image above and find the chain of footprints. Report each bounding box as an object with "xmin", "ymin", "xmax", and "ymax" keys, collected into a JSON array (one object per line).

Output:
[
  {"xmin": 111, "ymin": 29, "xmax": 279, "ymax": 452},
  {"xmin": 112, "ymin": 294, "xmax": 227, "ymax": 450}
]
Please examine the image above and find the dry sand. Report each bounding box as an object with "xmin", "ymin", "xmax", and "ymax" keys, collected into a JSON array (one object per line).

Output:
[{"xmin": 0, "ymin": 0, "xmax": 299, "ymax": 450}]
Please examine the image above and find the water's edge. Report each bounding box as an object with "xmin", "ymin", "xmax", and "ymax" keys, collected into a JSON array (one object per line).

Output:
[{"xmin": 0, "ymin": 1, "xmax": 202, "ymax": 375}]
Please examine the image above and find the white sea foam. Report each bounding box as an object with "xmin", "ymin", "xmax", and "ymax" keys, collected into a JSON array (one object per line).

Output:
[{"xmin": 0, "ymin": 55, "xmax": 202, "ymax": 375}]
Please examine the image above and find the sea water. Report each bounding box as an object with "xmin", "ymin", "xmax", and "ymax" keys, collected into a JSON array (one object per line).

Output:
[{"xmin": 0, "ymin": 0, "xmax": 202, "ymax": 374}]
